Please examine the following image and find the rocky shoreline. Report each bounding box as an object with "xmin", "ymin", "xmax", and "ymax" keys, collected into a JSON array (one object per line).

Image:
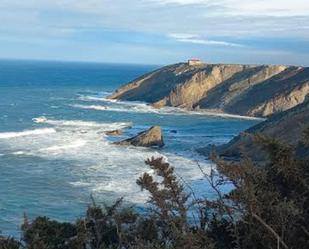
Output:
[
  {"xmin": 108, "ymin": 62, "xmax": 309, "ymax": 118},
  {"xmin": 108, "ymin": 62, "xmax": 309, "ymax": 159}
]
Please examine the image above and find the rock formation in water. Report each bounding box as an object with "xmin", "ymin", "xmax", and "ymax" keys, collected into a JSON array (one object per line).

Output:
[
  {"xmin": 114, "ymin": 126, "xmax": 164, "ymax": 147},
  {"xmin": 108, "ymin": 63, "xmax": 309, "ymax": 118},
  {"xmin": 105, "ymin": 130, "xmax": 123, "ymax": 136}
]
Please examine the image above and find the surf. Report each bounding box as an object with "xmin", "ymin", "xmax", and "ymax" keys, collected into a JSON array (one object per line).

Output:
[
  {"xmin": 0, "ymin": 128, "xmax": 56, "ymax": 139},
  {"xmin": 77, "ymin": 94, "xmax": 265, "ymax": 120}
]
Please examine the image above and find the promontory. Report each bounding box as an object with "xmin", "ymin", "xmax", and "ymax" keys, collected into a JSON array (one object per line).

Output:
[{"xmin": 108, "ymin": 61, "xmax": 309, "ymax": 118}]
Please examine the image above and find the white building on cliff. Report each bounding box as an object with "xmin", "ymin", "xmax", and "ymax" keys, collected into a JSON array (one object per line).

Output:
[{"xmin": 188, "ymin": 58, "xmax": 203, "ymax": 66}]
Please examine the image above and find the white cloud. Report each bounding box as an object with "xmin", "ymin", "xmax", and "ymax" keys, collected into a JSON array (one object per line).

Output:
[
  {"xmin": 149, "ymin": 0, "xmax": 208, "ymax": 5},
  {"xmin": 225, "ymin": 0, "xmax": 309, "ymax": 16},
  {"xmin": 168, "ymin": 33, "xmax": 199, "ymax": 39},
  {"xmin": 0, "ymin": 0, "xmax": 308, "ymax": 64},
  {"xmin": 151, "ymin": 0, "xmax": 309, "ymax": 16},
  {"xmin": 1, "ymin": 0, "xmax": 309, "ymax": 39},
  {"xmin": 168, "ymin": 33, "xmax": 242, "ymax": 47}
]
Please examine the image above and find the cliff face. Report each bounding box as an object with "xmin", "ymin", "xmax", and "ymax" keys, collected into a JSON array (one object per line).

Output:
[
  {"xmin": 109, "ymin": 63, "xmax": 309, "ymax": 117},
  {"xmin": 213, "ymin": 100, "xmax": 309, "ymax": 160}
]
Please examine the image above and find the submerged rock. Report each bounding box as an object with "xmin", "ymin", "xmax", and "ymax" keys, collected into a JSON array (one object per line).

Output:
[
  {"xmin": 105, "ymin": 129, "xmax": 123, "ymax": 136},
  {"xmin": 114, "ymin": 126, "xmax": 164, "ymax": 147}
]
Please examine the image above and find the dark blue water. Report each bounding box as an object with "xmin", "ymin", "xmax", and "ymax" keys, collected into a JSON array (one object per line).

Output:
[{"xmin": 0, "ymin": 59, "xmax": 259, "ymax": 236}]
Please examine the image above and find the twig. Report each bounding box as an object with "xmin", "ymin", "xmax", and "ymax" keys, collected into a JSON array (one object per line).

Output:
[{"xmin": 252, "ymin": 213, "xmax": 289, "ymax": 249}]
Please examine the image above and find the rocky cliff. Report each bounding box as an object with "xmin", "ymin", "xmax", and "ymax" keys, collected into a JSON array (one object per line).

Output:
[
  {"xmin": 109, "ymin": 63, "xmax": 309, "ymax": 117},
  {"xmin": 211, "ymin": 100, "xmax": 309, "ymax": 161},
  {"xmin": 114, "ymin": 126, "xmax": 164, "ymax": 147}
]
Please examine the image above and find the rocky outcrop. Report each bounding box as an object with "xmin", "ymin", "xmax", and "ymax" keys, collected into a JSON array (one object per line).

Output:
[
  {"xmin": 105, "ymin": 130, "xmax": 123, "ymax": 136},
  {"xmin": 114, "ymin": 126, "xmax": 164, "ymax": 147},
  {"xmin": 108, "ymin": 63, "xmax": 309, "ymax": 118},
  {"xmin": 208, "ymin": 100, "xmax": 309, "ymax": 161}
]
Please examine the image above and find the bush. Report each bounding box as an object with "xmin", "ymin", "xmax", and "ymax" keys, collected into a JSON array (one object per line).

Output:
[
  {"xmin": 0, "ymin": 237, "xmax": 22, "ymax": 249},
  {"xmin": 212, "ymin": 134, "xmax": 309, "ymax": 249}
]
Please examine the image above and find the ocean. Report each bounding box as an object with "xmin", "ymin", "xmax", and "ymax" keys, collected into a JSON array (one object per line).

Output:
[{"xmin": 0, "ymin": 59, "xmax": 259, "ymax": 236}]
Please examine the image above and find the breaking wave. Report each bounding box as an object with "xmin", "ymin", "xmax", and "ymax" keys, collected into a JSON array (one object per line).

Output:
[
  {"xmin": 76, "ymin": 94, "xmax": 264, "ymax": 120},
  {"xmin": 71, "ymin": 104, "xmax": 108, "ymax": 111},
  {"xmin": 71, "ymin": 103, "xmax": 159, "ymax": 114},
  {"xmin": 38, "ymin": 139, "xmax": 87, "ymax": 152},
  {"xmin": 78, "ymin": 95, "xmax": 117, "ymax": 102},
  {"xmin": 33, "ymin": 116, "xmax": 132, "ymax": 130},
  {"xmin": 1, "ymin": 116, "xmax": 212, "ymax": 204},
  {"xmin": 0, "ymin": 128, "xmax": 56, "ymax": 139}
]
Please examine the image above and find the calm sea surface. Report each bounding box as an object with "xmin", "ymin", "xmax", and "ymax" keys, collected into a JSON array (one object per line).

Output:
[{"xmin": 0, "ymin": 60, "xmax": 259, "ymax": 236}]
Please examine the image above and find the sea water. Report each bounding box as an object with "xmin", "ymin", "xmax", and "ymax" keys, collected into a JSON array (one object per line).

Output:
[{"xmin": 0, "ymin": 59, "xmax": 260, "ymax": 236}]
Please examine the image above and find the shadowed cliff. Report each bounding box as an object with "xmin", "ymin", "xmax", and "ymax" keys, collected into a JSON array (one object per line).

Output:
[{"xmin": 206, "ymin": 100, "xmax": 309, "ymax": 161}]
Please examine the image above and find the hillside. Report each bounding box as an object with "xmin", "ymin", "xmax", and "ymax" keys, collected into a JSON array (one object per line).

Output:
[
  {"xmin": 210, "ymin": 100, "xmax": 309, "ymax": 160},
  {"xmin": 108, "ymin": 62, "xmax": 309, "ymax": 117}
]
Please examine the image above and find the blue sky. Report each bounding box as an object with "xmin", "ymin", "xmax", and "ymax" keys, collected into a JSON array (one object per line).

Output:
[{"xmin": 0, "ymin": 0, "xmax": 309, "ymax": 65}]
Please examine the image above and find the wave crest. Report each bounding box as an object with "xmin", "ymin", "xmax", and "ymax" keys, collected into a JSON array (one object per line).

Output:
[
  {"xmin": 0, "ymin": 128, "xmax": 56, "ymax": 139},
  {"xmin": 75, "ymin": 95, "xmax": 264, "ymax": 120},
  {"xmin": 33, "ymin": 116, "xmax": 132, "ymax": 129},
  {"xmin": 39, "ymin": 139, "xmax": 87, "ymax": 152},
  {"xmin": 71, "ymin": 104, "xmax": 107, "ymax": 111}
]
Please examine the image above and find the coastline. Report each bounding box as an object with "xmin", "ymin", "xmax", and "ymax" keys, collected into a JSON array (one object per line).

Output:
[
  {"xmin": 4, "ymin": 60, "xmax": 304, "ymax": 237},
  {"xmin": 98, "ymin": 94, "xmax": 266, "ymax": 121},
  {"xmin": 156, "ymin": 106, "xmax": 266, "ymax": 121}
]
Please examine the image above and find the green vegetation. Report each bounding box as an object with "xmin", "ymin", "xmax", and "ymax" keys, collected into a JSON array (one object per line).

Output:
[{"xmin": 1, "ymin": 131, "xmax": 308, "ymax": 249}]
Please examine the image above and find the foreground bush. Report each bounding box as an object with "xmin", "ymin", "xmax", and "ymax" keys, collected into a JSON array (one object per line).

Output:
[
  {"xmin": 212, "ymin": 135, "xmax": 309, "ymax": 249},
  {"xmin": 0, "ymin": 130, "xmax": 308, "ymax": 249}
]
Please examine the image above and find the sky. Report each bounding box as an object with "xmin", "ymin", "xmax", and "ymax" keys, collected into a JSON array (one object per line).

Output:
[{"xmin": 0, "ymin": 0, "xmax": 308, "ymax": 65}]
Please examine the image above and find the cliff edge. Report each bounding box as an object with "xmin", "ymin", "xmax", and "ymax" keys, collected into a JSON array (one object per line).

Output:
[
  {"xmin": 108, "ymin": 62, "xmax": 309, "ymax": 118},
  {"xmin": 208, "ymin": 100, "xmax": 309, "ymax": 161}
]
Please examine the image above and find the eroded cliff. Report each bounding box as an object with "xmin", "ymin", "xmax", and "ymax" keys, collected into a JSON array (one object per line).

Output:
[
  {"xmin": 109, "ymin": 63, "xmax": 309, "ymax": 117},
  {"xmin": 210, "ymin": 100, "xmax": 309, "ymax": 161}
]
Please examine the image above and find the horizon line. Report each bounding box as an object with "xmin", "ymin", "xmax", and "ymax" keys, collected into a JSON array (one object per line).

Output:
[
  {"xmin": 0, "ymin": 57, "xmax": 164, "ymax": 67},
  {"xmin": 0, "ymin": 57, "xmax": 307, "ymax": 68}
]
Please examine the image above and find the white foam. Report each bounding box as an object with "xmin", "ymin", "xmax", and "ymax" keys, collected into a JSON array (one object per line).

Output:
[
  {"xmin": 183, "ymin": 109, "xmax": 265, "ymax": 121},
  {"xmin": 76, "ymin": 95, "xmax": 264, "ymax": 120},
  {"xmin": 72, "ymin": 104, "xmax": 107, "ymax": 111},
  {"xmin": 12, "ymin": 151, "xmax": 27, "ymax": 156},
  {"xmin": 71, "ymin": 103, "xmax": 159, "ymax": 114},
  {"xmin": 33, "ymin": 116, "xmax": 132, "ymax": 130},
  {"xmin": 69, "ymin": 181, "xmax": 92, "ymax": 187},
  {"xmin": 2, "ymin": 116, "xmax": 216, "ymax": 204},
  {"xmin": 0, "ymin": 128, "xmax": 56, "ymax": 139},
  {"xmin": 78, "ymin": 95, "xmax": 116, "ymax": 102},
  {"xmin": 39, "ymin": 139, "xmax": 87, "ymax": 152},
  {"xmin": 32, "ymin": 116, "xmax": 48, "ymax": 123}
]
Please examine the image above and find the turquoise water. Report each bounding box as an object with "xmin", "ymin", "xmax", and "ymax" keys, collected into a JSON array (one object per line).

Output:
[{"xmin": 0, "ymin": 59, "xmax": 259, "ymax": 236}]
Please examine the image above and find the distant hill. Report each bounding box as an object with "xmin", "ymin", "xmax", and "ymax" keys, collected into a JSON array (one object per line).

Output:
[{"xmin": 109, "ymin": 62, "xmax": 309, "ymax": 118}]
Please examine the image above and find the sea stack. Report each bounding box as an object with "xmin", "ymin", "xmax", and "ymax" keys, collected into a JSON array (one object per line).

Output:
[{"xmin": 114, "ymin": 126, "xmax": 164, "ymax": 147}]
